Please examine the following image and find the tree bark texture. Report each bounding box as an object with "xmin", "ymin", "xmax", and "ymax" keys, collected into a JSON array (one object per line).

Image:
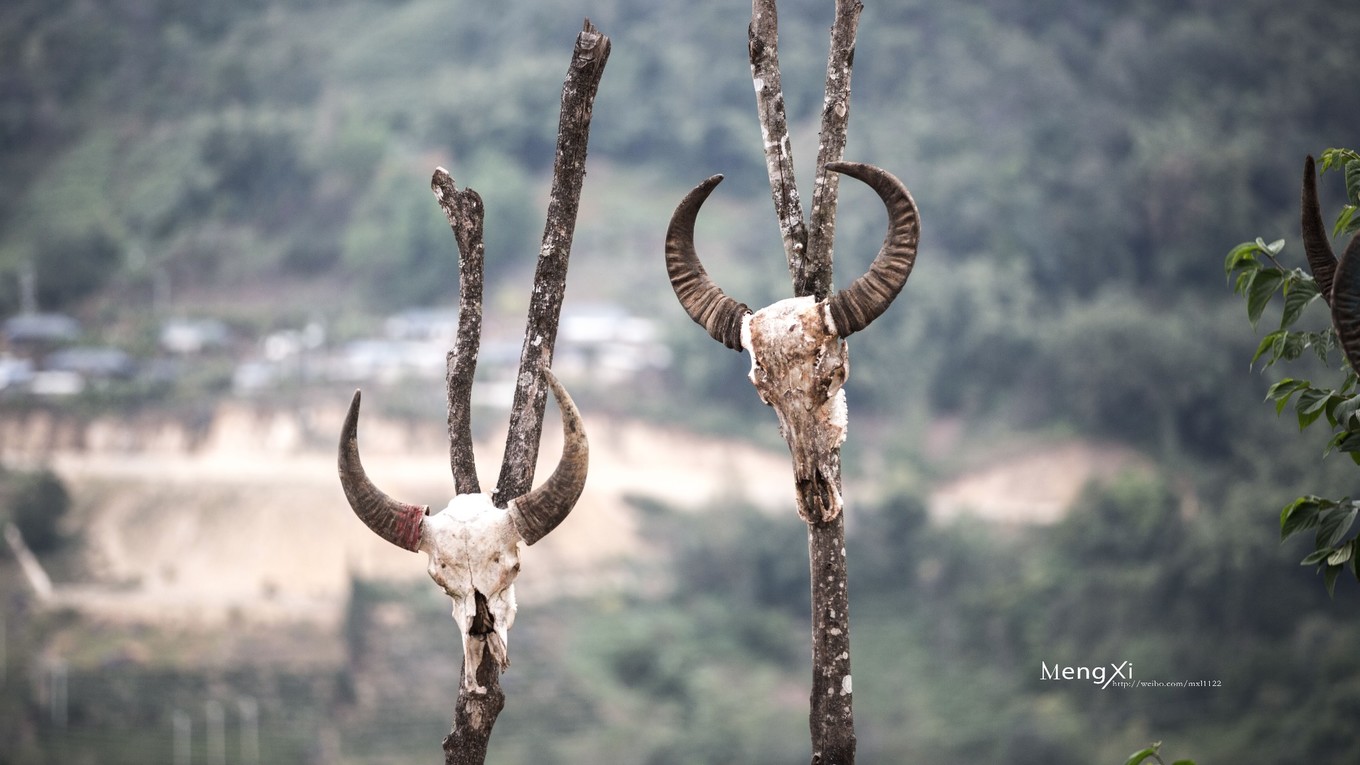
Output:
[
  {"xmin": 748, "ymin": 2, "xmax": 864, "ymax": 762},
  {"xmin": 495, "ymin": 19, "xmax": 611, "ymax": 504},
  {"xmin": 749, "ymin": 0, "xmax": 808, "ymax": 287},
  {"xmin": 431, "ymin": 169, "xmax": 485, "ymax": 496},
  {"xmin": 805, "ymin": 0, "xmax": 863, "ymax": 301},
  {"xmin": 807, "ymin": 494, "xmax": 855, "ymax": 764},
  {"xmin": 442, "ymin": 596, "xmax": 505, "ymax": 765},
  {"xmin": 437, "ymin": 20, "xmax": 609, "ymax": 764}
]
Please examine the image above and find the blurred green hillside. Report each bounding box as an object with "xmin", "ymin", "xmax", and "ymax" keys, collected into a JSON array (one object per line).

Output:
[
  {"xmin": 2, "ymin": 0, "xmax": 1356, "ymax": 440},
  {"xmin": 4, "ymin": 0, "xmax": 1360, "ymax": 762}
]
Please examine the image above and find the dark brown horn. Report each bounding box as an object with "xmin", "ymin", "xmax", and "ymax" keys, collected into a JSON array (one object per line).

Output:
[
  {"xmin": 1330, "ymin": 232, "xmax": 1360, "ymax": 374},
  {"xmin": 509, "ymin": 368, "xmax": 589, "ymax": 545},
  {"xmin": 338, "ymin": 390, "xmax": 427, "ymax": 552},
  {"xmin": 665, "ymin": 174, "xmax": 752, "ymax": 351},
  {"xmin": 823, "ymin": 161, "xmax": 921, "ymax": 337},
  {"xmin": 1302, "ymin": 154, "xmax": 1338, "ymax": 303}
]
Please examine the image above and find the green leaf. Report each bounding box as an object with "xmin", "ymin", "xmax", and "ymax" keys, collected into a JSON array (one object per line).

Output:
[
  {"xmin": 1318, "ymin": 504, "xmax": 1358, "ymax": 548},
  {"xmin": 1301, "ymin": 547, "xmax": 1333, "ymax": 566},
  {"xmin": 1320, "ymin": 148, "xmax": 1360, "ymax": 174},
  {"xmin": 1346, "ymin": 159, "xmax": 1360, "ymax": 205},
  {"xmin": 1170, "ymin": 761, "xmax": 1197, "ymax": 765},
  {"xmin": 1310, "ymin": 328, "xmax": 1337, "ymax": 365},
  {"xmin": 1333, "ymin": 205, "xmax": 1358, "ymax": 239},
  {"xmin": 1246, "ymin": 268, "xmax": 1284, "ymax": 326},
  {"xmin": 1325, "ymin": 563, "xmax": 1342, "ymax": 597},
  {"xmin": 1333, "ymin": 394, "xmax": 1360, "ymax": 428},
  {"xmin": 1123, "ymin": 745, "xmax": 1162, "ymax": 765},
  {"xmin": 1257, "ymin": 237, "xmax": 1286, "ymax": 256},
  {"xmin": 1281, "ymin": 496, "xmax": 1329, "ymax": 540},
  {"xmin": 1327, "ymin": 542, "xmax": 1353, "ymax": 566},
  {"xmin": 1325, "ymin": 429, "xmax": 1360, "ymax": 458},
  {"xmin": 1252, "ymin": 330, "xmax": 1286, "ymax": 367},
  {"xmin": 1280, "ymin": 274, "xmax": 1321, "ymax": 329},
  {"xmin": 1280, "ymin": 331, "xmax": 1309, "ymax": 362},
  {"xmin": 1296, "ymin": 387, "xmax": 1334, "ymax": 429},
  {"xmin": 1224, "ymin": 241, "xmax": 1262, "ymax": 277},
  {"xmin": 1265, "ymin": 378, "xmax": 1310, "ymax": 414},
  {"xmin": 1326, "ymin": 390, "xmax": 1345, "ymax": 427}
]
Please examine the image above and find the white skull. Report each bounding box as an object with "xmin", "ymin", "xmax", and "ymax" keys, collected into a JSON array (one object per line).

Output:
[
  {"xmin": 338, "ymin": 368, "xmax": 588, "ymax": 694},
  {"xmin": 421, "ymin": 494, "xmax": 523, "ymax": 692},
  {"xmin": 741, "ymin": 295, "xmax": 849, "ymax": 522}
]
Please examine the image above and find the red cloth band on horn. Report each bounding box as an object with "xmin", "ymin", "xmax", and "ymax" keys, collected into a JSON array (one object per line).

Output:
[{"xmin": 392, "ymin": 504, "xmax": 425, "ymax": 552}]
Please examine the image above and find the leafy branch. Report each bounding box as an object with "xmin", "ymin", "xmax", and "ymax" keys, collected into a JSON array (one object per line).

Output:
[
  {"xmin": 1318, "ymin": 147, "xmax": 1360, "ymax": 238},
  {"xmin": 1227, "ymin": 146, "xmax": 1360, "ymax": 595}
]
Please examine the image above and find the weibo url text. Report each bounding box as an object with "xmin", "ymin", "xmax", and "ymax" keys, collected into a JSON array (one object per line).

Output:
[
  {"xmin": 1040, "ymin": 662, "xmax": 1223, "ymax": 690},
  {"xmin": 1107, "ymin": 679, "xmax": 1223, "ymax": 689}
]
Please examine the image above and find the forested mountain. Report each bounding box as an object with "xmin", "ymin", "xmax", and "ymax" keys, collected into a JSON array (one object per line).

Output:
[
  {"xmin": 2, "ymin": 0, "xmax": 1355, "ymax": 438},
  {"xmin": 3, "ymin": 1, "xmax": 1360, "ymax": 762}
]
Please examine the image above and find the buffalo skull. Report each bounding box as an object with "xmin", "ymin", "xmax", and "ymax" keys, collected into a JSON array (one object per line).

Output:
[
  {"xmin": 338, "ymin": 368, "xmax": 588, "ymax": 691},
  {"xmin": 665, "ymin": 161, "xmax": 920, "ymax": 522}
]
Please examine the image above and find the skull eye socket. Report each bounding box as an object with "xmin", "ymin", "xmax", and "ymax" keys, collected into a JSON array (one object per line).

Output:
[{"xmin": 827, "ymin": 364, "xmax": 847, "ymax": 392}]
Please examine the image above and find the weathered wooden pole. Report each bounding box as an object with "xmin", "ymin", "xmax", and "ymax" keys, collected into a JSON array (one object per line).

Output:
[
  {"xmin": 667, "ymin": 2, "xmax": 919, "ymax": 763},
  {"xmin": 752, "ymin": 3, "xmax": 863, "ymax": 762},
  {"xmin": 435, "ymin": 20, "xmax": 609, "ymax": 764},
  {"xmin": 340, "ymin": 20, "xmax": 607, "ymax": 765}
]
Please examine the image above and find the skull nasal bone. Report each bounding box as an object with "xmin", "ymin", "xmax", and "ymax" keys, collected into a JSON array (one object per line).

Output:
[{"xmin": 470, "ymin": 591, "xmax": 495, "ymax": 635}]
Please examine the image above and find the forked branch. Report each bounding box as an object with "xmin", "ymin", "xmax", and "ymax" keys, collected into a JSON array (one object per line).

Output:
[
  {"xmin": 747, "ymin": 2, "xmax": 865, "ymax": 763},
  {"xmin": 427, "ymin": 19, "xmax": 610, "ymax": 765}
]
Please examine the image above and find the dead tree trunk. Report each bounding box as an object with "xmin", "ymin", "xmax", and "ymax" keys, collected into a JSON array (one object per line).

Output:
[
  {"xmin": 430, "ymin": 20, "xmax": 610, "ymax": 765},
  {"xmin": 750, "ymin": 2, "xmax": 864, "ymax": 762}
]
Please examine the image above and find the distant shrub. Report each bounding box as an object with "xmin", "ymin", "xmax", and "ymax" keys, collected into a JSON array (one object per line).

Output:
[{"xmin": 0, "ymin": 467, "xmax": 72, "ymax": 552}]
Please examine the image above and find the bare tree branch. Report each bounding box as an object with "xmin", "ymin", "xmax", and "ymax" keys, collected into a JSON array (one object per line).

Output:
[
  {"xmin": 806, "ymin": 0, "xmax": 864, "ymax": 300},
  {"xmin": 495, "ymin": 19, "xmax": 611, "ymax": 504},
  {"xmin": 431, "ymin": 168, "xmax": 485, "ymax": 495},
  {"xmin": 749, "ymin": 0, "xmax": 808, "ymax": 286}
]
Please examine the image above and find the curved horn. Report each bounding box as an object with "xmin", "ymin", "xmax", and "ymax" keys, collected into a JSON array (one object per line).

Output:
[
  {"xmin": 509, "ymin": 368, "xmax": 590, "ymax": 545},
  {"xmin": 337, "ymin": 390, "xmax": 427, "ymax": 552},
  {"xmin": 823, "ymin": 161, "xmax": 922, "ymax": 337},
  {"xmin": 1302, "ymin": 154, "xmax": 1338, "ymax": 303},
  {"xmin": 1330, "ymin": 232, "xmax": 1360, "ymax": 374},
  {"xmin": 665, "ymin": 174, "xmax": 752, "ymax": 351}
]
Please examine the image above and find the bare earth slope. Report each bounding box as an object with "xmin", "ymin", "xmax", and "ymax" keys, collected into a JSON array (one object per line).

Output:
[{"xmin": 1, "ymin": 402, "xmax": 1139, "ymax": 630}]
